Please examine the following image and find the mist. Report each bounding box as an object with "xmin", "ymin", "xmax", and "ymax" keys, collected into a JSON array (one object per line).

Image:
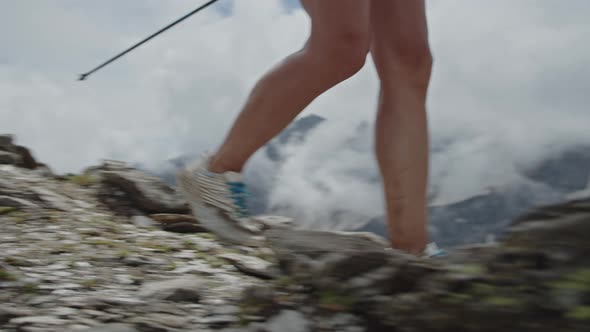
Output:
[{"xmin": 2, "ymin": 0, "xmax": 589, "ymax": 231}]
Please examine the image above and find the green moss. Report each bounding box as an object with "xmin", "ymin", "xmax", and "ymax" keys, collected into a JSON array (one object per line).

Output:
[
  {"xmin": 317, "ymin": 290, "xmax": 357, "ymax": 311},
  {"xmin": 550, "ymin": 268, "xmax": 590, "ymax": 291},
  {"xmin": 167, "ymin": 261, "xmax": 178, "ymax": 271},
  {"xmin": 483, "ymin": 296, "xmax": 522, "ymax": 307},
  {"xmin": 85, "ymin": 239, "xmax": 121, "ymax": 248},
  {"xmin": 0, "ymin": 268, "xmax": 17, "ymax": 281},
  {"xmin": 141, "ymin": 242, "xmax": 175, "ymax": 253},
  {"xmin": 4, "ymin": 257, "xmax": 33, "ymax": 267},
  {"xmin": 81, "ymin": 278, "xmax": 99, "ymax": 289},
  {"xmin": 254, "ymin": 251, "xmax": 276, "ymax": 263},
  {"xmin": 51, "ymin": 243, "xmax": 77, "ymax": 254},
  {"xmin": 470, "ymin": 283, "xmax": 496, "ymax": 296},
  {"xmin": 441, "ymin": 292, "xmax": 473, "ymax": 305},
  {"xmin": 117, "ymin": 250, "xmax": 130, "ymax": 259},
  {"xmin": 21, "ymin": 283, "xmax": 39, "ymax": 293},
  {"xmin": 197, "ymin": 233, "xmax": 217, "ymax": 240},
  {"xmin": 0, "ymin": 206, "xmax": 17, "ymax": 215},
  {"xmin": 182, "ymin": 240, "xmax": 197, "ymax": 250},
  {"xmin": 449, "ymin": 264, "xmax": 486, "ymax": 275},
  {"xmin": 80, "ymin": 229, "xmax": 103, "ymax": 237},
  {"xmin": 273, "ymin": 276, "xmax": 296, "ymax": 288},
  {"xmin": 567, "ymin": 306, "xmax": 590, "ymax": 321},
  {"xmin": 206, "ymin": 256, "xmax": 224, "ymax": 268},
  {"xmin": 67, "ymin": 173, "xmax": 99, "ymax": 187},
  {"xmin": 11, "ymin": 211, "xmax": 27, "ymax": 223}
]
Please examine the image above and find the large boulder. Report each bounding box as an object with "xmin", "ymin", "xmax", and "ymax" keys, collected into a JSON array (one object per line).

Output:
[
  {"xmin": 96, "ymin": 160, "xmax": 190, "ymax": 215},
  {"xmin": 0, "ymin": 134, "xmax": 40, "ymax": 169}
]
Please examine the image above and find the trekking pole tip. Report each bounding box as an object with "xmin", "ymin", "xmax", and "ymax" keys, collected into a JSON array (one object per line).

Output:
[{"xmin": 78, "ymin": 73, "xmax": 88, "ymax": 81}]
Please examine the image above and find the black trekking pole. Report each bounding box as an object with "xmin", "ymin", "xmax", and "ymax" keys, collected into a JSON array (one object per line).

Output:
[{"xmin": 78, "ymin": 0, "xmax": 220, "ymax": 81}]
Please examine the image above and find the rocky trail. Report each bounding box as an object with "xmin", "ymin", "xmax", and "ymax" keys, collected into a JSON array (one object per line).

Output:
[{"xmin": 1, "ymin": 135, "xmax": 589, "ymax": 332}]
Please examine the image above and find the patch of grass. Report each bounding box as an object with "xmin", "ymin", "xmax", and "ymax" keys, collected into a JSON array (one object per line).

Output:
[
  {"xmin": 550, "ymin": 268, "xmax": 590, "ymax": 291},
  {"xmin": 273, "ymin": 276, "xmax": 296, "ymax": 289},
  {"xmin": 470, "ymin": 283, "xmax": 496, "ymax": 296},
  {"xmin": 441, "ymin": 292, "xmax": 473, "ymax": 305},
  {"xmin": 85, "ymin": 239, "xmax": 121, "ymax": 248},
  {"xmin": 80, "ymin": 229, "xmax": 103, "ymax": 237},
  {"xmin": 117, "ymin": 250, "xmax": 130, "ymax": 259},
  {"xmin": 449, "ymin": 264, "xmax": 486, "ymax": 275},
  {"xmin": 141, "ymin": 242, "xmax": 175, "ymax": 253},
  {"xmin": 3, "ymin": 257, "xmax": 33, "ymax": 267},
  {"xmin": 197, "ymin": 233, "xmax": 217, "ymax": 240},
  {"xmin": 182, "ymin": 240, "xmax": 197, "ymax": 250},
  {"xmin": 483, "ymin": 296, "xmax": 522, "ymax": 307},
  {"xmin": 10, "ymin": 211, "xmax": 28, "ymax": 224},
  {"xmin": 317, "ymin": 290, "xmax": 357, "ymax": 311},
  {"xmin": 254, "ymin": 251, "xmax": 276, "ymax": 262},
  {"xmin": 81, "ymin": 278, "xmax": 99, "ymax": 289},
  {"xmin": 0, "ymin": 268, "xmax": 17, "ymax": 281},
  {"xmin": 0, "ymin": 206, "xmax": 18, "ymax": 215},
  {"xmin": 67, "ymin": 173, "xmax": 99, "ymax": 187},
  {"xmin": 567, "ymin": 306, "xmax": 590, "ymax": 321},
  {"xmin": 167, "ymin": 261, "xmax": 178, "ymax": 271},
  {"xmin": 21, "ymin": 283, "xmax": 39, "ymax": 293}
]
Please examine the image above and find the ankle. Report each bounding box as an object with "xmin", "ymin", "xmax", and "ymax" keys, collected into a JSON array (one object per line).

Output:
[
  {"xmin": 208, "ymin": 154, "xmax": 242, "ymax": 173},
  {"xmin": 389, "ymin": 238, "xmax": 428, "ymax": 255}
]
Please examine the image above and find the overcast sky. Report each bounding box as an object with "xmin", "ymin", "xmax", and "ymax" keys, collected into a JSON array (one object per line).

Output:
[{"xmin": 1, "ymin": 1, "xmax": 589, "ymax": 227}]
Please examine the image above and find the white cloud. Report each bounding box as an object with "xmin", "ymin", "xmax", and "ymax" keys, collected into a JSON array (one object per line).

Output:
[{"xmin": 1, "ymin": 1, "xmax": 589, "ymax": 229}]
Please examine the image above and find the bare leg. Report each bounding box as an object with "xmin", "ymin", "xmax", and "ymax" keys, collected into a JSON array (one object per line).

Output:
[
  {"xmin": 371, "ymin": 0, "xmax": 433, "ymax": 253},
  {"xmin": 209, "ymin": 0, "xmax": 370, "ymax": 173}
]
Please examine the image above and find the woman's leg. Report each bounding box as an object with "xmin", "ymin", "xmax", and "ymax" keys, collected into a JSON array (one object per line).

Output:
[
  {"xmin": 209, "ymin": 0, "xmax": 370, "ymax": 173},
  {"xmin": 370, "ymin": 0, "xmax": 433, "ymax": 253}
]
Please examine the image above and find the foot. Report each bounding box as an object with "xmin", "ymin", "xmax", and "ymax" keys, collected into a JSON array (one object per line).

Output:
[
  {"xmin": 422, "ymin": 242, "xmax": 447, "ymax": 258},
  {"xmin": 176, "ymin": 152, "xmax": 263, "ymax": 246}
]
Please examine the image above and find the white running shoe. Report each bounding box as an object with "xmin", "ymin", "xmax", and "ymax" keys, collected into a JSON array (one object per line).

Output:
[
  {"xmin": 422, "ymin": 242, "xmax": 447, "ymax": 258},
  {"xmin": 176, "ymin": 153, "xmax": 263, "ymax": 247}
]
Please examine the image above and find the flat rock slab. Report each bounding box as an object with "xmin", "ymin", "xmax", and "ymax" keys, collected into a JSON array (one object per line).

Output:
[
  {"xmin": 0, "ymin": 151, "xmax": 20, "ymax": 165},
  {"xmin": 162, "ymin": 222, "xmax": 208, "ymax": 233},
  {"xmin": 265, "ymin": 228, "xmax": 388, "ymax": 258},
  {"xmin": 138, "ymin": 276, "xmax": 204, "ymax": 302},
  {"xmin": 218, "ymin": 253, "xmax": 277, "ymax": 279},
  {"xmin": 76, "ymin": 324, "xmax": 138, "ymax": 332},
  {"xmin": 149, "ymin": 213, "xmax": 198, "ymax": 225},
  {"xmin": 101, "ymin": 169, "xmax": 189, "ymax": 214},
  {"xmin": 0, "ymin": 195, "xmax": 39, "ymax": 209}
]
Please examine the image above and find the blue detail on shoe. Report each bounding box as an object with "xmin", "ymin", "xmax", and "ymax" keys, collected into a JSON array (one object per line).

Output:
[
  {"xmin": 227, "ymin": 181, "xmax": 250, "ymax": 218},
  {"xmin": 423, "ymin": 242, "xmax": 447, "ymax": 258}
]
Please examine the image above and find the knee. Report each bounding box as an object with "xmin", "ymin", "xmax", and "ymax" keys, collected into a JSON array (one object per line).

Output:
[
  {"xmin": 374, "ymin": 42, "xmax": 433, "ymax": 89},
  {"xmin": 308, "ymin": 31, "xmax": 370, "ymax": 80}
]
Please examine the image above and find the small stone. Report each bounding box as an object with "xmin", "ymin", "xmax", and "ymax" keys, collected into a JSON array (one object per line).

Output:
[
  {"xmin": 0, "ymin": 195, "xmax": 38, "ymax": 208},
  {"xmin": 0, "ymin": 151, "xmax": 20, "ymax": 165},
  {"xmin": 208, "ymin": 305, "xmax": 240, "ymax": 316},
  {"xmin": 0, "ymin": 305, "xmax": 35, "ymax": 324},
  {"xmin": 45, "ymin": 262, "xmax": 69, "ymax": 270},
  {"xmin": 138, "ymin": 276, "xmax": 204, "ymax": 302},
  {"xmin": 148, "ymin": 214, "xmax": 198, "ymax": 225},
  {"xmin": 78, "ymin": 323, "xmax": 138, "ymax": 332},
  {"xmin": 264, "ymin": 310, "xmax": 311, "ymax": 332},
  {"xmin": 200, "ymin": 315, "xmax": 239, "ymax": 327},
  {"xmin": 218, "ymin": 253, "xmax": 277, "ymax": 279},
  {"xmin": 131, "ymin": 215, "xmax": 156, "ymax": 228},
  {"xmin": 51, "ymin": 307, "xmax": 79, "ymax": 317},
  {"xmin": 162, "ymin": 222, "xmax": 207, "ymax": 233},
  {"xmin": 74, "ymin": 262, "xmax": 92, "ymax": 268},
  {"xmin": 9, "ymin": 315, "xmax": 68, "ymax": 325},
  {"xmin": 114, "ymin": 274, "xmax": 135, "ymax": 285}
]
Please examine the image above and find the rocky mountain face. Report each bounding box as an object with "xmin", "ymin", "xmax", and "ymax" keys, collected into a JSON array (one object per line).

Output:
[{"xmin": 1, "ymin": 134, "xmax": 589, "ymax": 332}]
